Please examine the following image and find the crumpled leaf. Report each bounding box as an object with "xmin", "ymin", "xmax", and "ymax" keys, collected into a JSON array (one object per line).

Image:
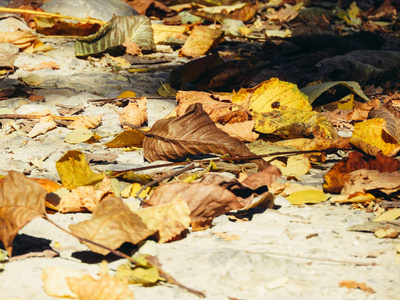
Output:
[
  {"xmin": 349, "ymin": 118, "xmax": 400, "ymax": 157},
  {"xmin": 57, "ymin": 176, "xmax": 112, "ymax": 213},
  {"xmin": 0, "ymin": 43, "xmax": 19, "ymax": 73},
  {"xmin": 374, "ymin": 209, "xmax": 400, "ymax": 223},
  {"xmin": 173, "ymin": 90, "xmax": 250, "ymax": 124},
  {"xmin": 180, "ymin": 25, "xmax": 224, "ymax": 58},
  {"xmin": 0, "ymin": 30, "xmax": 37, "ymax": 50},
  {"xmin": 105, "ymin": 129, "xmax": 145, "ymax": 148},
  {"xmin": 69, "ymin": 195, "xmax": 156, "ymax": 255},
  {"xmin": 75, "ymin": 15, "xmax": 155, "ymax": 57},
  {"xmin": 42, "ymin": 267, "xmax": 86, "ymax": 298},
  {"xmin": 0, "ymin": 171, "xmax": 47, "ymax": 255},
  {"xmin": 67, "ymin": 273, "xmax": 134, "ymax": 300},
  {"xmin": 119, "ymin": 97, "xmax": 148, "ymax": 128},
  {"xmin": 143, "ymin": 103, "xmax": 271, "ymax": 170},
  {"xmin": 216, "ymin": 121, "xmax": 259, "ymax": 142},
  {"xmin": 56, "ymin": 150, "xmax": 104, "ymax": 189},
  {"xmin": 285, "ymin": 190, "xmax": 329, "ymax": 205},
  {"xmin": 323, "ymin": 151, "xmax": 400, "ymax": 193},
  {"xmin": 300, "ymin": 81, "xmax": 369, "ymax": 104},
  {"xmin": 67, "ymin": 115, "xmax": 102, "ymax": 129},
  {"xmin": 368, "ymin": 103, "xmax": 400, "ymax": 142},
  {"xmin": 191, "ymin": 1, "xmax": 258, "ymax": 22},
  {"xmin": 342, "ymin": 170, "xmax": 400, "ymax": 195},
  {"xmin": 135, "ymin": 198, "xmax": 190, "ymax": 243}
]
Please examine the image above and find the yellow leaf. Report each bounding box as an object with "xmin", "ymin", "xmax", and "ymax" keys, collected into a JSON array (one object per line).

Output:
[
  {"xmin": 232, "ymin": 78, "xmax": 311, "ymax": 113},
  {"xmin": 129, "ymin": 183, "xmax": 153, "ymax": 198},
  {"xmin": 105, "ymin": 129, "xmax": 145, "ymax": 148},
  {"xmin": 42, "ymin": 267, "xmax": 86, "ymax": 298},
  {"xmin": 349, "ymin": 118, "xmax": 400, "ymax": 157},
  {"xmin": 285, "ymin": 190, "xmax": 329, "ymax": 205},
  {"xmin": 374, "ymin": 208, "xmax": 400, "ymax": 222},
  {"xmin": 67, "ymin": 115, "xmax": 102, "ymax": 129},
  {"xmin": 337, "ymin": 94, "xmax": 354, "ymax": 110},
  {"xmin": 56, "ymin": 150, "xmax": 104, "ymax": 189},
  {"xmin": 115, "ymin": 254, "xmax": 164, "ymax": 284},
  {"xmin": 374, "ymin": 228, "xmax": 400, "ymax": 238},
  {"xmin": 64, "ymin": 128, "xmax": 99, "ymax": 144}
]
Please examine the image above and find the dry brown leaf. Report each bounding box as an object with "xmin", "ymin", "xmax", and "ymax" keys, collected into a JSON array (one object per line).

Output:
[
  {"xmin": 67, "ymin": 273, "xmax": 134, "ymax": 300},
  {"xmin": 216, "ymin": 121, "xmax": 259, "ymax": 142},
  {"xmin": 136, "ymin": 198, "xmax": 190, "ymax": 243},
  {"xmin": 180, "ymin": 26, "xmax": 224, "ymax": 58},
  {"xmin": 368, "ymin": 103, "xmax": 400, "ymax": 141},
  {"xmin": 67, "ymin": 115, "xmax": 102, "ymax": 129},
  {"xmin": 347, "ymin": 99, "xmax": 381, "ymax": 121},
  {"xmin": 27, "ymin": 116, "xmax": 57, "ymax": 138},
  {"xmin": 342, "ymin": 170, "xmax": 400, "ymax": 195},
  {"xmin": 58, "ymin": 177, "xmax": 112, "ymax": 213},
  {"xmin": 123, "ymin": 39, "xmax": 142, "ymax": 56},
  {"xmin": 69, "ymin": 195, "xmax": 156, "ymax": 255},
  {"xmin": 0, "ymin": 171, "xmax": 47, "ymax": 255},
  {"xmin": 174, "ymin": 91, "xmax": 250, "ymax": 124},
  {"xmin": 21, "ymin": 61, "xmax": 60, "ymax": 71},
  {"xmin": 324, "ymin": 151, "xmax": 400, "ymax": 193},
  {"xmin": 191, "ymin": 1, "xmax": 258, "ymax": 22},
  {"xmin": 143, "ymin": 103, "xmax": 272, "ymax": 170},
  {"xmin": 119, "ymin": 97, "xmax": 148, "ymax": 128},
  {"xmin": 147, "ymin": 182, "xmax": 244, "ymax": 230}
]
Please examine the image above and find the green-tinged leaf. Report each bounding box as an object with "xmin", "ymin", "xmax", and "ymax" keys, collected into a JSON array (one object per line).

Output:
[
  {"xmin": 374, "ymin": 209, "xmax": 400, "ymax": 223},
  {"xmin": 300, "ymin": 81, "xmax": 369, "ymax": 104},
  {"xmin": 75, "ymin": 15, "xmax": 155, "ymax": 57},
  {"xmin": 105, "ymin": 129, "xmax": 145, "ymax": 148},
  {"xmin": 107, "ymin": 170, "xmax": 153, "ymax": 185},
  {"xmin": 115, "ymin": 254, "xmax": 164, "ymax": 284},
  {"xmin": 285, "ymin": 190, "xmax": 329, "ymax": 205},
  {"xmin": 56, "ymin": 150, "xmax": 104, "ymax": 189}
]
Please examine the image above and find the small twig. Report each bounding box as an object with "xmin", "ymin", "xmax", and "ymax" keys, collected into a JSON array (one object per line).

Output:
[
  {"xmin": 0, "ymin": 114, "xmax": 82, "ymax": 121},
  {"xmin": 90, "ymin": 96, "xmax": 175, "ymax": 104},
  {"xmin": 136, "ymin": 163, "xmax": 195, "ymax": 203}
]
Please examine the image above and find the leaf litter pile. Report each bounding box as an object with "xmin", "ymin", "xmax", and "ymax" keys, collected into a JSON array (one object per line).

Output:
[{"xmin": 0, "ymin": 0, "xmax": 400, "ymax": 298}]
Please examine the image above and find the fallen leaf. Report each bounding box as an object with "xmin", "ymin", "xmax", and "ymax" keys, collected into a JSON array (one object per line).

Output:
[
  {"xmin": 67, "ymin": 115, "xmax": 102, "ymax": 129},
  {"xmin": 143, "ymin": 103, "xmax": 271, "ymax": 170},
  {"xmin": 64, "ymin": 128, "xmax": 101, "ymax": 144},
  {"xmin": 58, "ymin": 177, "xmax": 112, "ymax": 213},
  {"xmin": 324, "ymin": 151, "xmax": 400, "ymax": 193},
  {"xmin": 342, "ymin": 170, "xmax": 400, "ymax": 195},
  {"xmin": 216, "ymin": 121, "xmax": 259, "ymax": 142},
  {"xmin": 374, "ymin": 228, "xmax": 400, "ymax": 238},
  {"xmin": 191, "ymin": 1, "xmax": 258, "ymax": 22},
  {"xmin": 115, "ymin": 254, "xmax": 163, "ymax": 284},
  {"xmin": 69, "ymin": 195, "xmax": 156, "ymax": 255},
  {"xmin": 136, "ymin": 198, "xmax": 190, "ymax": 243},
  {"xmin": 67, "ymin": 273, "xmax": 134, "ymax": 300},
  {"xmin": 330, "ymin": 192, "xmax": 376, "ymax": 204},
  {"xmin": 0, "ymin": 43, "xmax": 19, "ymax": 73},
  {"xmin": 349, "ymin": 118, "xmax": 400, "ymax": 157},
  {"xmin": 42, "ymin": 267, "xmax": 86, "ymax": 298},
  {"xmin": 119, "ymin": 97, "xmax": 148, "ymax": 127},
  {"xmin": 339, "ymin": 280, "xmax": 375, "ymax": 293},
  {"xmin": 285, "ymin": 190, "xmax": 329, "ymax": 205},
  {"xmin": 21, "ymin": 73, "xmax": 44, "ymax": 86},
  {"xmin": 21, "ymin": 61, "xmax": 60, "ymax": 71},
  {"xmin": 368, "ymin": 103, "xmax": 400, "ymax": 142},
  {"xmin": 374, "ymin": 209, "xmax": 400, "ymax": 222},
  {"xmin": 180, "ymin": 25, "xmax": 224, "ymax": 58},
  {"xmin": 105, "ymin": 129, "xmax": 145, "ymax": 148},
  {"xmin": 0, "ymin": 171, "xmax": 47, "ymax": 255},
  {"xmin": 75, "ymin": 15, "xmax": 155, "ymax": 57},
  {"xmin": 0, "ymin": 30, "xmax": 37, "ymax": 50},
  {"xmin": 56, "ymin": 150, "xmax": 104, "ymax": 189}
]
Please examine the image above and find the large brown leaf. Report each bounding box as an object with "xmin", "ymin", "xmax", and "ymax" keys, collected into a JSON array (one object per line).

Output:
[
  {"xmin": 69, "ymin": 195, "xmax": 156, "ymax": 255},
  {"xmin": 143, "ymin": 103, "xmax": 270, "ymax": 170},
  {"xmin": 0, "ymin": 171, "xmax": 47, "ymax": 255}
]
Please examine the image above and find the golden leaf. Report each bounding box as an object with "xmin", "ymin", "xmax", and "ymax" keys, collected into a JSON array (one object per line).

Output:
[{"xmin": 285, "ymin": 190, "xmax": 329, "ymax": 205}]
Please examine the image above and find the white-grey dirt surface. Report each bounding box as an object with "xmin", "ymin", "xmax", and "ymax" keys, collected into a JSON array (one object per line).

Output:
[{"xmin": 0, "ymin": 18, "xmax": 399, "ymax": 300}]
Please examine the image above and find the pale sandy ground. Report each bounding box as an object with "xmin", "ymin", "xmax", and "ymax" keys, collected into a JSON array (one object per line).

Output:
[{"xmin": 0, "ymin": 21, "xmax": 399, "ymax": 300}]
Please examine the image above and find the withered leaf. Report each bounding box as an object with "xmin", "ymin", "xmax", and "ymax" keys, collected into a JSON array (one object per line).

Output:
[
  {"xmin": 323, "ymin": 151, "xmax": 400, "ymax": 193},
  {"xmin": 119, "ymin": 97, "xmax": 148, "ymax": 128},
  {"xmin": 146, "ymin": 182, "xmax": 244, "ymax": 230},
  {"xmin": 180, "ymin": 26, "xmax": 224, "ymax": 58},
  {"xmin": 368, "ymin": 103, "xmax": 400, "ymax": 141},
  {"xmin": 342, "ymin": 170, "xmax": 400, "ymax": 195},
  {"xmin": 69, "ymin": 195, "xmax": 156, "ymax": 255},
  {"xmin": 143, "ymin": 103, "xmax": 271, "ymax": 170},
  {"xmin": 0, "ymin": 171, "xmax": 47, "ymax": 255}
]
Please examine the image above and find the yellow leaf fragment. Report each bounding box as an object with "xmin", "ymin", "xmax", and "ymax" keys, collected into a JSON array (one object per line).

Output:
[
  {"xmin": 118, "ymin": 91, "xmax": 136, "ymax": 98},
  {"xmin": 67, "ymin": 273, "xmax": 134, "ymax": 300},
  {"xmin": 65, "ymin": 128, "xmax": 100, "ymax": 144},
  {"xmin": 374, "ymin": 228, "xmax": 400, "ymax": 239},
  {"xmin": 180, "ymin": 26, "xmax": 224, "ymax": 58},
  {"xmin": 374, "ymin": 208, "xmax": 400, "ymax": 222},
  {"xmin": 349, "ymin": 118, "xmax": 400, "ymax": 157},
  {"xmin": 115, "ymin": 254, "xmax": 163, "ymax": 284},
  {"xmin": 338, "ymin": 94, "xmax": 354, "ymax": 110},
  {"xmin": 330, "ymin": 193, "xmax": 375, "ymax": 203},
  {"xmin": 105, "ymin": 129, "xmax": 145, "ymax": 148},
  {"xmin": 67, "ymin": 115, "xmax": 102, "ymax": 129},
  {"xmin": 285, "ymin": 190, "xmax": 329, "ymax": 205}
]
